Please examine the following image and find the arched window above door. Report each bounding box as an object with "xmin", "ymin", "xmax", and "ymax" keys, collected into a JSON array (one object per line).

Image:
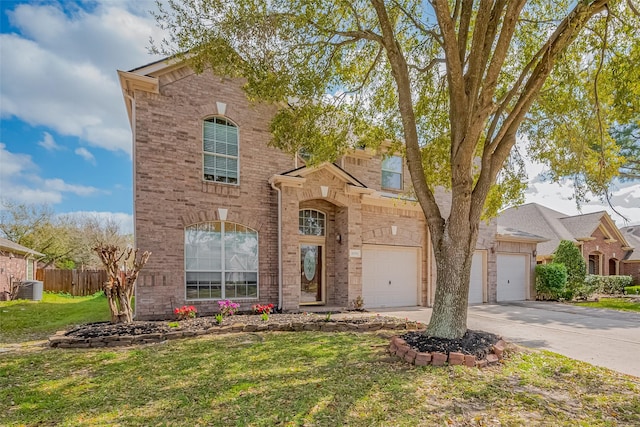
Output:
[{"xmin": 299, "ymin": 209, "xmax": 325, "ymax": 236}]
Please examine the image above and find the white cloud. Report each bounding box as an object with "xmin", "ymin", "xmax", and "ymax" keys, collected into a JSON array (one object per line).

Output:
[
  {"xmin": 0, "ymin": 1, "xmax": 165, "ymax": 156},
  {"xmin": 75, "ymin": 147, "xmax": 96, "ymax": 164},
  {"xmin": 0, "ymin": 144, "xmax": 101, "ymax": 204},
  {"xmin": 38, "ymin": 132, "xmax": 64, "ymax": 151},
  {"xmin": 522, "ymin": 159, "xmax": 640, "ymax": 227}
]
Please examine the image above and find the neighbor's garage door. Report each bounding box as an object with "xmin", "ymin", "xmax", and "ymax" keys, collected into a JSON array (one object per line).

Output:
[
  {"xmin": 497, "ymin": 253, "xmax": 528, "ymax": 301},
  {"xmin": 362, "ymin": 245, "xmax": 419, "ymax": 308},
  {"xmin": 469, "ymin": 251, "xmax": 485, "ymax": 304}
]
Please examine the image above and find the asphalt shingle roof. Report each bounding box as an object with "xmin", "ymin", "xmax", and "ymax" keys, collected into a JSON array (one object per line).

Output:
[{"xmin": 0, "ymin": 237, "xmax": 44, "ymax": 257}]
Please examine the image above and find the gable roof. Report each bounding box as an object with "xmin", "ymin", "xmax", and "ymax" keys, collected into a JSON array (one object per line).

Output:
[
  {"xmin": 0, "ymin": 238, "xmax": 44, "ymax": 257},
  {"xmin": 621, "ymin": 226, "xmax": 640, "ymax": 261},
  {"xmin": 280, "ymin": 162, "xmax": 369, "ymax": 188},
  {"xmin": 497, "ymin": 203, "xmax": 631, "ymax": 256}
]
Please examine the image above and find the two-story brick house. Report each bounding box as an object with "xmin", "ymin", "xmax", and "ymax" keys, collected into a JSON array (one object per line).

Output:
[{"xmin": 119, "ymin": 58, "xmax": 541, "ymax": 320}]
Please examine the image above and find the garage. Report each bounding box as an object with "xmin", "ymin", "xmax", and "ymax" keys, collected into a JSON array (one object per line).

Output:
[
  {"xmin": 469, "ymin": 250, "xmax": 485, "ymax": 304},
  {"xmin": 497, "ymin": 253, "xmax": 528, "ymax": 301},
  {"xmin": 362, "ymin": 245, "xmax": 420, "ymax": 308}
]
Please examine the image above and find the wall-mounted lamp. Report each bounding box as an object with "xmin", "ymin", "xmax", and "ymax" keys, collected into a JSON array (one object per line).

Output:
[
  {"xmin": 336, "ymin": 233, "xmax": 342, "ymax": 244},
  {"xmin": 532, "ymin": 250, "xmax": 537, "ymax": 257}
]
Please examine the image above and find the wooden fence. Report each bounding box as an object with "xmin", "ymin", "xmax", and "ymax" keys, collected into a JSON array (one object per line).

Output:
[{"xmin": 36, "ymin": 269, "xmax": 107, "ymax": 296}]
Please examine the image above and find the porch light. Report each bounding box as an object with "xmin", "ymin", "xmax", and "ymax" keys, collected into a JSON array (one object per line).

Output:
[{"xmin": 336, "ymin": 233, "xmax": 342, "ymax": 244}]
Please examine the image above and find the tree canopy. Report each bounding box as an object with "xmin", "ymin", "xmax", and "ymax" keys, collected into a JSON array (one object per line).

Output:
[
  {"xmin": 154, "ymin": 0, "xmax": 639, "ymax": 338},
  {"xmin": 0, "ymin": 200, "xmax": 131, "ymax": 269}
]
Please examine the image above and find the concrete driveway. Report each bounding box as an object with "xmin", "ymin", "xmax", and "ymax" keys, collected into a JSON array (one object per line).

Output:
[{"xmin": 374, "ymin": 301, "xmax": 640, "ymax": 377}]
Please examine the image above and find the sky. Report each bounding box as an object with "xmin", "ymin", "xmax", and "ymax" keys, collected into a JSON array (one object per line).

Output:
[{"xmin": 0, "ymin": 0, "xmax": 638, "ymax": 236}]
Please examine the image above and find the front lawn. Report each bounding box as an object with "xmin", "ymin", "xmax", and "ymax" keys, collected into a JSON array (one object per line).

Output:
[
  {"xmin": 1, "ymin": 332, "xmax": 639, "ymax": 426},
  {"xmin": 0, "ymin": 292, "xmax": 110, "ymax": 344},
  {"xmin": 574, "ymin": 298, "xmax": 640, "ymax": 313}
]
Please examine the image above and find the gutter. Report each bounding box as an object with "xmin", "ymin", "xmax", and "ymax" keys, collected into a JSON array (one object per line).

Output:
[{"xmin": 270, "ymin": 181, "xmax": 283, "ymax": 311}]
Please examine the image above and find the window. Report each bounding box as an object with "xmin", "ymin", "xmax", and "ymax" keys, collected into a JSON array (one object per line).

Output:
[
  {"xmin": 185, "ymin": 222, "xmax": 258, "ymax": 300},
  {"xmin": 382, "ymin": 155, "xmax": 403, "ymax": 190},
  {"xmin": 26, "ymin": 259, "xmax": 34, "ymax": 280},
  {"xmin": 299, "ymin": 210, "xmax": 325, "ymax": 236},
  {"xmin": 203, "ymin": 117, "xmax": 238, "ymax": 184}
]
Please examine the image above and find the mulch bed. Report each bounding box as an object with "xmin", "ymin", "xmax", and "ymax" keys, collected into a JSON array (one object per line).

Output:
[
  {"xmin": 401, "ymin": 329, "xmax": 500, "ymax": 360},
  {"xmin": 63, "ymin": 313, "xmax": 501, "ymax": 363},
  {"xmin": 64, "ymin": 313, "xmax": 404, "ymax": 339}
]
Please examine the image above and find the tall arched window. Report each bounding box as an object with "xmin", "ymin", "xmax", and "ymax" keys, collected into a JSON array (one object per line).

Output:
[
  {"xmin": 185, "ymin": 222, "xmax": 258, "ymax": 300},
  {"xmin": 203, "ymin": 117, "xmax": 238, "ymax": 184}
]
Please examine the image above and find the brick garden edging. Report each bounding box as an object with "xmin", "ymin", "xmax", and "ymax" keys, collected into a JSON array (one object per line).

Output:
[
  {"xmin": 49, "ymin": 319, "xmax": 423, "ymax": 349},
  {"xmin": 388, "ymin": 335, "xmax": 507, "ymax": 368}
]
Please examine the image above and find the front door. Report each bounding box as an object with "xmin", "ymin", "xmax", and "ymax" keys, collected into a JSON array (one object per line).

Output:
[{"xmin": 300, "ymin": 244, "xmax": 323, "ymax": 304}]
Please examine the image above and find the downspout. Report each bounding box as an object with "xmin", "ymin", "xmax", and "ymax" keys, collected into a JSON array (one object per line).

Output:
[
  {"xmin": 125, "ymin": 92, "xmax": 137, "ymax": 317},
  {"xmin": 270, "ymin": 180, "xmax": 283, "ymax": 311}
]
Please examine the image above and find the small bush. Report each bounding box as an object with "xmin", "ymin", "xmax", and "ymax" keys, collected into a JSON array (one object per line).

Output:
[
  {"xmin": 535, "ymin": 263, "xmax": 568, "ymax": 300},
  {"xmin": 585, "ymin": 275, "xmax": 633, "ymax": 295},
  {"xmin": 625, "ymin": 286, "xmax": 640, "ymax": 295},
  {"xmin": 573, "ymin": 281, "xmax": 599, "ymax": 300},
  {"xmin": 553, "ymin": 241, "xmax": 586, "ymax": 295}
]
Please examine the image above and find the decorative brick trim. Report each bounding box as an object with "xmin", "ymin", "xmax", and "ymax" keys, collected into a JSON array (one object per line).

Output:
[{"xmin": 388, "ymin": 335, "xmax": 507, "ymax": 369}]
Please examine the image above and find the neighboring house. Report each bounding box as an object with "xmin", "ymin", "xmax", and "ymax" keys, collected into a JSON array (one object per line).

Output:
[
  {"xmin": 498, "ymin": 203, "xmax": 638, "ymax": 282},
  {"xmin": 621, "ymin": 226, "xmax": 640, "ymax": 284},
  {"xmin": 118, "ymin": 58, "xmax": 540, "ymax": 320},
  {"xmin": 0, "ymin": 237, "xmax": 44, "ymax": 300}
]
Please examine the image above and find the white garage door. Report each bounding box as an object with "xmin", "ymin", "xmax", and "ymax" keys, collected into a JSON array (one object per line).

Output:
[
  {"xmin": 469, "ymin": 251, "xmax": 485, "ymax": 304},
  {"xmin": 497, "ymin": 253, "xmax": 528, "ymax": 301},
  {"xmin": 362, "ymin": 245, "xmax": 419, "ymax": 308}
]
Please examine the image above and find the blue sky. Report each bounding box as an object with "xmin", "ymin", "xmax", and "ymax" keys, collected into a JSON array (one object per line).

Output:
[{"xmin": 0, "ymin": 0, "xmax": 638, "ymax": 233}]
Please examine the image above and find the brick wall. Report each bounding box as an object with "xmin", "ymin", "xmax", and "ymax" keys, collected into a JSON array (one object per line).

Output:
[
  {"xmin": 0, "ymin": 253, "xmax": 30, "ymax": 300},
  {"xmin": 133, "ymin": 69, "xmax": 295, "ymax": 319}
]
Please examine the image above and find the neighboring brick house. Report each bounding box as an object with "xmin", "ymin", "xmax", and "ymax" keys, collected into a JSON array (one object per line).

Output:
[
  {"xmin": 621, "ymin": 226, "xmax": 640, "ymax": 284},
  {"xmin": 118, "ymin": 58, "xmax": 539, "ymax": 320},
  {"xmin": 498, "ymin": 203, "xmax": 638, "ymax": 282},
  {"xmin": 0, "ymin": 237, "xmax": 43, "ymax": 300}
]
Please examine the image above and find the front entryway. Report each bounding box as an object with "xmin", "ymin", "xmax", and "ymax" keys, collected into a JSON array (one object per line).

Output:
[
  {"xmin": 300, "ymin": 244, "xmax": 324, "ymax": 304},
  {"xmin": 362, "ymin": 245, "xmax": 420, "ymax": 308}
]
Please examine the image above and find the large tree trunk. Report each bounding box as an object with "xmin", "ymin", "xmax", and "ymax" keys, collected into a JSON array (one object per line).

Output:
[{"xmin": 426, "ymin": 211, "xmax": 479, "ymax": 339}]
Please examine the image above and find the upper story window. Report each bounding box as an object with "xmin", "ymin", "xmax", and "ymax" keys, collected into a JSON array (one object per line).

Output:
[
  {"xmin": 203, "ymin": 117, "xmax": 238, "ymax": 184},
  {"xmin": 299, "ymin": 209, "xmax": 325, "ymax": 236},
  {"xmin": 382, "ymin": 155, "xmax": 403, "ymax": 190}
]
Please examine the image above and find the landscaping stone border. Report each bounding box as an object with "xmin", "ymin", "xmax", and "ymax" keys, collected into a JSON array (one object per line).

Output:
[
  {"xmin": 49, "ymin": 319, "xmax": 424, "ymax": 349},
  {"xmin": 388, "ymin": 335, "xmax": 507, "ymax": 368}
]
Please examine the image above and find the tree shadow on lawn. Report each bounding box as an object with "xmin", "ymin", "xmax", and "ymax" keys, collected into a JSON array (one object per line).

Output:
[{"xmin": 2, "ymin": 332, "xmax": 639, "ymax": 426}]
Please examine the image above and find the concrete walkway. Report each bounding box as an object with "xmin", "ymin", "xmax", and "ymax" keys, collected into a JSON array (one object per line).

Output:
[{"xmin": 373, "ymin": 302, "xmax": 640, "ymax": 378}]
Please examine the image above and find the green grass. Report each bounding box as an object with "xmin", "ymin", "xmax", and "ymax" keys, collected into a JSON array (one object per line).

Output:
[
  {"xmin": 625, "ymin": 286, "xmax": 640, "ymax": 295},
  {"xmin": 574, "ymin": 298, "xmax": 640, "ymax": 313},
  {"xmin": 0, "ymin": 332, "xmax": 638, "ymax": 426},
  {"xmin": 0, "ymin": 292, "xmax": 110, "ymax": 344}
]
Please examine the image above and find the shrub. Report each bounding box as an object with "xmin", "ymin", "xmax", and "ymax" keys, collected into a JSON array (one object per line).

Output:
[
  {"xmin": 535, "ymin": 263, "xmax": 568, "ymax": 300},
  {"xmin": 585, "ymin": 275, "xmax": 633, "ymax": 295},
  {"xmin": 625, "ymin": 286, "xmax": 640, "ymax": 295},
  {"xmin": 553, "ymin": 240, "xmax": 586, "ymax": 297}
]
